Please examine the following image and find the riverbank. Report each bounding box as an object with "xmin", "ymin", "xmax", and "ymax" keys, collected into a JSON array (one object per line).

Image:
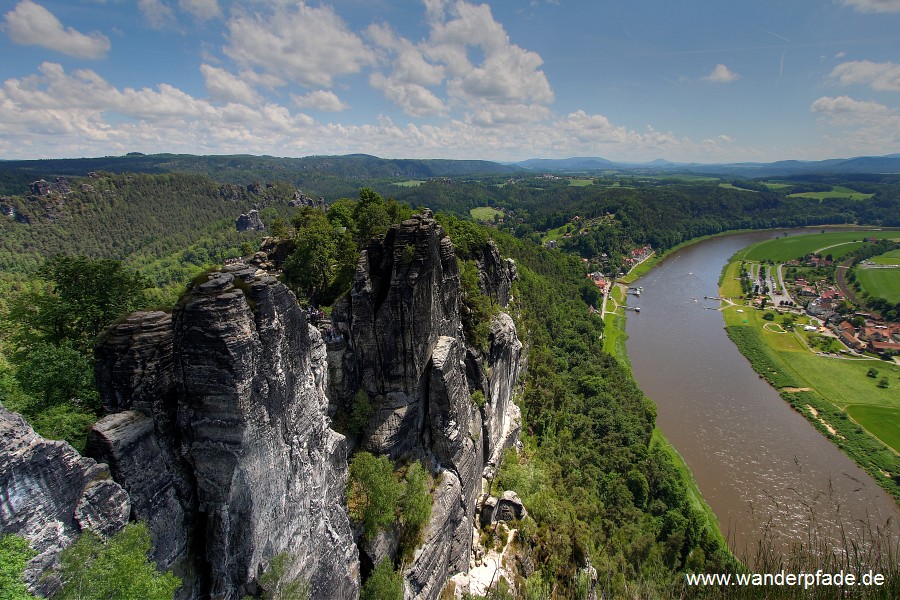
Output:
[
  {"xmin": 718, "ymin": 255, "xmax": 900, "ymax": 503},
  {"xmin": 601, "ymin": 282, "xmax": 729, "ymax": 552}
]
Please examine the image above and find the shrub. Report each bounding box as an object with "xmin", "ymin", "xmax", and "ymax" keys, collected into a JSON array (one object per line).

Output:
[
  {"xmin": 347, "ymin": 452, "xmax": 402, "ymax": 539},
  {"xmin": 56, "ymin": 522, "xmax": 180, "ymax": 600},
  {"xmin": 0, "ymin": 534, "xmax": 36, "ymax": 600},
  {"xmin": 360, "ymin": 560, "xmax": 402, "ymax": 600}
]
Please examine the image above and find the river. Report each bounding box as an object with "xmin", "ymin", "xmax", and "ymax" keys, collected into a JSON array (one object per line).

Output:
[{"xmin": 624, "ymin": 229, "xmax": 900, "ymax": 560}]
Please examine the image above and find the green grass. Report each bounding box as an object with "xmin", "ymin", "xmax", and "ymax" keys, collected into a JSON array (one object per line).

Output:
[
  {"xmin": 602, "ymin": 286, "xmax": 628, "ymax": 362},
  {"xmin": 542, "ymin": 223, "xmax": 575, "ymax": 243},
  {"xmin": 737, "ymin": 230, "xmax": 900, "ymax": 262},
  {"xmin": 393, "ymin": 180, "xmax": 425, "ymax": 187},
  {"xmin": 787, "ymin": 185, "xmax": 874, "ymax": 200},
  {"xmin": 846, "ymin": 405, "xmax": 900, "ymax": 453},
  {"xmin": 856, "ymin": 266, "xmax": 900, "ymax": 303},
  {"xmin": 870, "ymin": 249, "xmax": 900, "ymax": 265},
  {"xmin": 719, "ymin": 260, "xmax": 743, "ymax": 298},
  {"xmin": 763, "ymin": 182, "xmax": 793, "ymax": 190},
  {"xmin": 718, "ymin": 183, "xmax": 758, "ymax": 192},
  {"xmin": 469, "ymin": 206, "xmax": 504, "ymax": 222},
  {"xmin": 567, "ymin": 178, "xmax": 594, "ymax": 187}
]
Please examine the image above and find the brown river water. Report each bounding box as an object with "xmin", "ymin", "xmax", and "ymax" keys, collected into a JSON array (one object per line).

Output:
[{"xmin": 624, "ymin": 229, "xmax": 899, "ymax": 561}]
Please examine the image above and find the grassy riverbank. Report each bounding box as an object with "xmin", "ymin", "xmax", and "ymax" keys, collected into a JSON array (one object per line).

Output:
[{"xmin": 719, "ymin": 259, "xmax": 900, "ymax": 503}]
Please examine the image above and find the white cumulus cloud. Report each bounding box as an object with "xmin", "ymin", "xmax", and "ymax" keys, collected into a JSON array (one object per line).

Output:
[
  {"xmin": 224, "ymin": 2, "xmax": 373, "ymax": 88},
  {"xmin": 200, "ymin": 64, "xmax": 260, "ymax": 104},
  {"xmin": 810, "ymin": 95, "xmax": 900, "ymax": 152},
  {"xmin": 2, "ymin": 0, "xmax": 111, "ymax": 59},
  {"xmin": 291, "ymin": 90, "xmax": 349, "ymax": 112},
  {"xmin": 368, "ymin": 1, "xmax": 553, "ymax": 123},
  {"xmin": 703, "ymin": 64, "xmax": 740, "ymax": 83},
  {"xmin": 841, "ymin": 0, "xmax": 900, "ymax": 13},
  {"xmin": 138, "ymin": 0, "xmax": 177, "ymax": 30},
  {"xmin": 179, "ymin": 0, "xmax": 221, "ymax": 21},
  {"xmin": 829, "ymin": 60, "xmax": 900, "ymax": 92}
]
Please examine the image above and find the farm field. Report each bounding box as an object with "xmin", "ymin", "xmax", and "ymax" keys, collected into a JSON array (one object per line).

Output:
[
  {"xmin": 856, "ymin": 265, "xmax": 900, "ymax": 303},
  {"xmin": 718, "ymin": 183, "xmax": 758, "ymax": 192},
  {"xmin": 469, "ymin": 206, "xmax": 504, "ymax": 221},
  {"xmin": 871, "ymin": 249, "xmax": 900, "ymax": 265},
  {"xmin": 787, "ymin": 185, "xmax": 874, "ymax": 200},
  {"xmin": 567, "ymin": 178, "xmax": 594, "ymax": 187},
  {"xmin": 846, "ymin": 405, "xmax": 900, "ymax": 453},
  {"xmin": 763, "ymin": 182, "xmax": 793, "ymax": 190},
  {"xmin": 736, "ymin": 230, "xmax": 900, "ymax": 262}
]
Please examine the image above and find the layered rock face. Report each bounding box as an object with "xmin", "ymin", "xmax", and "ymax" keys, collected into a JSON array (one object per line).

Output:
[
  {"xmin": 0, "ymin": 407, "xmax": 130, "ymax": 597},
  {"xmin": 332, "ymin": 214, "xmax": 524, "ymax": 599},
  {"xmin": 88, "ymin": 267, "xmax": 359, "ymax": 599}
]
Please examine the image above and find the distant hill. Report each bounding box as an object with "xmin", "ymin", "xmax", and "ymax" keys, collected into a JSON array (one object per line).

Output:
[
  {"xmin": 512, "ymin": 154, "xmax": 900, "ymax": 177},
  {"xmin": 516, "ymin": 156, "xmax": 617, "ymax": 170},
  {"xmin": 0, "ymin": 153, "xmax": 521, "ymax": 198}
]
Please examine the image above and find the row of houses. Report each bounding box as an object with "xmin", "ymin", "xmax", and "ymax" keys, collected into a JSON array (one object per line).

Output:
[{"xmin": 833, "ymin": 319, "xmax": 900, "ymax": 356}]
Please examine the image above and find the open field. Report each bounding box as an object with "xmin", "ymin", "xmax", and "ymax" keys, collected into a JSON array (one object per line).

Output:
[
  {"xmin": 787, "ymin": 185, "xmax": 874, "ymax": 200},
  {"xmin": 567, "ymin": 178, "xmax": 594, "ymax": 187},
  {"xmin": 393, "ymin": 180, "xmax": 424, "ymax": 187},
  {"xmin": 846, "ymin": 405, "xmax": 900, "ymax": 453},
  {"xmin": 469, "ymin": 206, "xmax": 504, "ymax": 221},
  {"xmin": 763, "ymin": 182, "xmax": 793, "ymax": 190},
  {"xmin": 856, "ymin": 265, "xmax": 900, "ymax": 303},
  {"xmin": 718, "ymin": 183, "xmax": 758, "ymax": 192},
  {"xmin": 736, "ymin": 230, "xmax": 900, "ymax": 262},
  {"xmin": 602, "ymin": 285, "xmax": 628, "ymax": 361},
  {"xmin": 871, "ymin": 249, "xmax": 900, "ymax": 266}
]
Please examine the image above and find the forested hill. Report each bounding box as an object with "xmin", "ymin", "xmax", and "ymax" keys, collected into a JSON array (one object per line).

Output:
[
  {"xmin": 0, "ymin": 171, "xmax": 302, "ymax": 292},
  {"xmin": 0, "ymin": 153, "xmax": 520, "ymax": 198},
  {"xmin": 393, "ymin": 179, "xmax": 900, "ymax": 253}
]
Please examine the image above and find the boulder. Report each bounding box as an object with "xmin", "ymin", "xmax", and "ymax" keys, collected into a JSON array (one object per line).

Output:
[{"xmin": 0, "ymin": 407, "xmax": 130, "ymax": 597}]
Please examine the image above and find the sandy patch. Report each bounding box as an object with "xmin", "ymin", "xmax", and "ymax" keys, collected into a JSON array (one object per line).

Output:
[{"xmin": 806, "ymin": 405, "xmax": 840, "ymax": 437}]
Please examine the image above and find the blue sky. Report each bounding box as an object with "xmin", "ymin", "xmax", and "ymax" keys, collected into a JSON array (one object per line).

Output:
[{"xmin": 1, "ymin": 0, "xmax": 899, "ymax": 162}]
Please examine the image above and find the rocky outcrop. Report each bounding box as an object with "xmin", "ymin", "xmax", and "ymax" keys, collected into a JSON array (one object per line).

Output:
[
  {"xmin": 89, "ymin": 266, "xmax": 359, "ymax": 599},
  {"xmin": 329, "ymin": 214, "xmax": 524, "ymax": 599},
  {"xmin": 2, "ymin": 211, "xmax": 525, "ymax": 600},
  {"xmin": 483, "ymin": 314, "xmax": 523, "ymax": 470},
  {"xmin": 235, "ymin": 209, "xmax": 265, "ymax": 231},
  {"xmin": 289, "ymin": 190, "xmax": 325, "ymax": 209},
  {"xmin": 477, "ymin": 241, "xmax": 517, "ymax": 309},
  {"xmin": 479, "ymin": 491, "xmax": 527, "ymax": 528},
  {"xmin": 0, "ymin": 407, "xmax": 130, "ymax": 597}
]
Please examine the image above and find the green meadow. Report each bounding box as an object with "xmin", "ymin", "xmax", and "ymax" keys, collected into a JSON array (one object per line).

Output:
[
  {"xmin": 856, "ymin": 265, "xmax": 900, "ymax": 303},
  {"xmin": 567, "ymin": 178, "xmax": 594, "ymax": 187},
  {"xmin": 787, "ymin": 185, "xmax": 874, "ymax": 200},
  {"xmin": 469, "ymin": 206, "xmax": 504, "ymax": 221},
  {"xmin": 871, "ymin": 249, "xmax": 900, "ymax": 265},
  {"xmin": 846, "ymin": 405, "xmax": 900, "ymax": 453},
  {"xmin": 737, "ymin": 230, "xmax": 900, "ymax": 262}
]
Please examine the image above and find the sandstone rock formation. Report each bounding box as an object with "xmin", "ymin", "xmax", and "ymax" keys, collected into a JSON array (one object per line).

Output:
[
  {"xmin": 88, "ymin": 267, "xmax": 359, "ymax": 599},
  {"xmin": 328, "ymin": 213, "xmax": 525, "ymax": 599},
  {"xmin": 0, "ymin": 407, "xmax": 130, "ymax": 597},
  {"xmin": 2, "ymin": 212, "xmax": 525, "ymax": 600},
  {"xmin": 235, "ymin": 208, "xmax": 265, "ymax": 231}
]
